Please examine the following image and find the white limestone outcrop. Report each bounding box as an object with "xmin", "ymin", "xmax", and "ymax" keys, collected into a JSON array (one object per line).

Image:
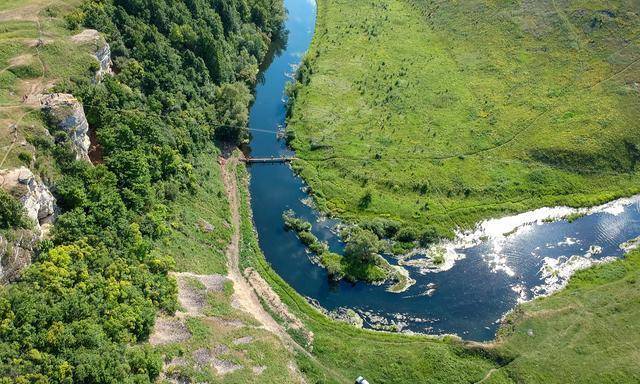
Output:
[
  {"xmin": 0, "ymin": 167, "xmax": 56, "ymax": 229},
  {"xmin": 0, "ymin": 167, "xmax": 56, "ymax": 283},
  {"xmin": 41, "ymin": 93, "xmax": 91, "ymax": 162},
  {"xmin": 71, "ymin": 29, "xmax": 113, "ymax": 80}
]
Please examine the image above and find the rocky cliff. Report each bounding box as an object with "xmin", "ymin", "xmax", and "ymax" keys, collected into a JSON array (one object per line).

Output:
[
  {"xmin": 71, "ymin": 29, "xmax": 113, "ymax": 80},
  {"xmin": 41, "ymin": 93, "xmax": 92, "ymax": 162},
  {"xmin": 0, "ymin": 167, "xmax": 56, "ymax": 283},
  {"xmin": 0, "ymin": 167, "xmax": 56, "ymax": 229},
  {"xmin": 95, "ymin": 39, "xmax": 113, "ymax": 80},
  {"xmin": 0, "ymin": 230, "xmax": 38, "ymax": 284}
]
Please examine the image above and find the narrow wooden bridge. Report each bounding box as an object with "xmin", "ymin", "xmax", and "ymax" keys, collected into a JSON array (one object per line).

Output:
[{"xmin": 241, "ymin": 156, "xmax": 296, "ymax": 164}]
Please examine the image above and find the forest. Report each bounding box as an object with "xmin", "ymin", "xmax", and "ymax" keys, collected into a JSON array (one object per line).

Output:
[{"xmin": 0, "ymin": 0, "xmax": 284, "ymax": 382}]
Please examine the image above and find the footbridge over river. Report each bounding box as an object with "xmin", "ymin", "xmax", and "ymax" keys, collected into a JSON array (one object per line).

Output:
[{"xmin": 241, "ymin": 156, "xmax": 296, "ymax": 164}]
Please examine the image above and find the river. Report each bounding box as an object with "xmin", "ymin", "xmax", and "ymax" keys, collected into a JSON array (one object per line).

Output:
[{"xmin": 246, "ymin": 0, "xmax": 640, "ymax": 341}]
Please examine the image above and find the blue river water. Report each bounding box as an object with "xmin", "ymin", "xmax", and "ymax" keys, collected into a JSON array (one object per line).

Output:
[{"xmin": 246, "ymin": 0, "xmax": 640, "ymax": 341}]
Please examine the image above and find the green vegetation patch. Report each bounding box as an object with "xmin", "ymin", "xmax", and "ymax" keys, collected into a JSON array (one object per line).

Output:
[
  {"xmin": 0, "ymin": 0, "xmax": 285, "ymax": 382},
  {"xmin": 237, "ymin": 163, "xmax": 506, "ymax": 384},
  {"xmin": 158, "ymin": 145, "xmax": 232, "ymax": 275},
  {"xmin": 490, "ymin": 250, "xmax": 640, "ymax": 383},
  {"xmin": 287, "ymin": 0, "xmax": 640, "ymax": 237},
  {"xmin": 282, "ymin": 210, "xmax": 391, "ymax": 283}
]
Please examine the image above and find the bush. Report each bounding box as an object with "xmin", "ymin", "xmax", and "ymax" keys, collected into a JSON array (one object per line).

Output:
[
  {"xmin": 395, "ymin": 227, "xmax": 419, "ymax": 242},
  {"xmin": 358, "ymin": 189, "xmax": 373, "ymax": 209},
  {"xmin": 419, "ymin": 226, "xmax": 439, "ymax": 247},
  {"xmin": 308, "ymin": 240, "xmax": 328, "ymax": 255},
  {"xmin": 282, "ymin": 210, "xmax": 312, "ymax": 232},
  {"xmin": 344, "ymin": 228, "xmax": 381, "ymax": 263},
  {"xmin": 0, "ymin": 190, "xmax": 28, "ymax": 229},
  {"xmin": 320, "ymin": 252, "xmax": 345, "ymax": 280},
  {"xmin": 360, "ymin": 218, "xmax": 400, "ymax": 239},
  {"xmin": 298, "ymin": 230, "xmax": 318, "ymax": 246}
]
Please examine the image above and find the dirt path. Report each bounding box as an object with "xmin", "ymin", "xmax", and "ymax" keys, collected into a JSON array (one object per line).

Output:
[
  {"xmin": 475, "ymin": 368, "xmax": 498, "ymax": 384},
  {"xmin": 220, "ymin": 155, "xmax": 283, "ymax": 335},
  {"xmin": 219, "ymin": 152, "xmax": 350, "ymax": 384}
]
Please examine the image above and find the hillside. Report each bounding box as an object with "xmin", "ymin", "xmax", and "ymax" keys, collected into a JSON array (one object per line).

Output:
[
  {"xmin": 488, "ymin": 249, "xmax": 640, "ymax": 383},
  {"xmin": 1, "ymin": 0, "xmax": 639, "ymax": 383},
  {"xmin": 287, "ymin": 0, "xmax": 640, "ymax": 238},
  {"xmin": 0, "ymin": 0, "xmax": 294, "ymax": 381}
]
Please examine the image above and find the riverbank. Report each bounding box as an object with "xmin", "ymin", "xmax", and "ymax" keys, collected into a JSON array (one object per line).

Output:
[
  {"xmin": 286, "ymin": 0, "xmax": 640, "ymax": 238},
  {"xmin": 238, "ymin": 152, "xmax": 640, "ymax": 382},
  {"xmin": 489, "ymin": 249, "xmax": 640, "ymax": 382},
  {"xmin": 236, "ymin": 160, "xmax": 508, "ymax": 383}
]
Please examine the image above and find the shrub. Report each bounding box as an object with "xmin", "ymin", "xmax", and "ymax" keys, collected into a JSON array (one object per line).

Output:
[
  {"xmin": 0, "ymin": 190, "xmax": 28, "ymax": 229},
  {"xmin": 358, "ymin": 189, "xmax": 373, "ymax": 209},
  {"xmin": 282, "ymin": 210, "xmax": 312, "ymax": 232},
  {"xmin": 308, "ymin": 240, "xmax": 328, "ymax": 255},
  {"xmin": 419, "ymin": 226, "xmax": 439, "ymax": 247},
  {"xmin": 320, "ymin": 252, "xmax": 345, "ymax": 280},
  {"xmin": 361, "ymin": 218, "xmax": 400, "ymax": 239},
  {"xmin": 395, "ymin": 227, "xmax": 418, "ymax": 242},
  {"xmin": 298, "ymin": 230, "xmax": 318, "ymax": 246},
  {"xmin": 344, "ymin": 228, "xmax": 381, "ymax": 263}
]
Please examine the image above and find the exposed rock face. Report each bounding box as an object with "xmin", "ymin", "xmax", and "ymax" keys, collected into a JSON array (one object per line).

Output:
[
  {"xmin": 0, "ymin": 167, "xmax": 56, "ymax": 283},
  {"xmin": 95, "ymin": 40, "xmax": 113, "ymax": 80},
  {"xmin": 71, "ymin": 29, "xmax": 113, "ymax": 80},
  {"xmin": 0, "ymin": 230, "xmax": 38, "ymax": 284},
  {"xmin": 0, "ymin": 167, "xmax": 55, "ymax": 229},
  {"xmin": 41, "ymin": 93, "xmax": 91, "ymax": 162}
]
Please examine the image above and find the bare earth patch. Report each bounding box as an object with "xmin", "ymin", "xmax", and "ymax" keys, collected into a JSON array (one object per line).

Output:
[
  {"xmin": 212, "ymin": 358, "xmax": 243, "ymax": 375},
  {"xmin": 232, "ymin": 336, "xmax": 254, "ymax": 345},
  {"xmin": 192, "ymin": 345, "xmax": 243, "ymax": 376},
  {"xmin": 70, "ymin": 29, "xmax": 101, "ymax": 44},
  {"xmin": 174, "ymin": 272, "xmax": 227, "ymax": 316},
  {"xmin": 252, "ymin": 365, "xmax": 267, "ymax": 375},
  {"xmin": 149, "ymin": 316, "xmax": 190, "ymax": 346},
  {"xmin": 244, "ymin": 267, "xmax": 305, "ymax": 331},
  {"xmin": 8, "ymin": 54, "xmax": 34, "ymax": 67}
]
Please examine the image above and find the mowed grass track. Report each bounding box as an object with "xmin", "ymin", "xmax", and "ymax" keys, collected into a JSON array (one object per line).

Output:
[{"xmin": 288, "ymin": 0, "xmax": 640, "ymax": 236}]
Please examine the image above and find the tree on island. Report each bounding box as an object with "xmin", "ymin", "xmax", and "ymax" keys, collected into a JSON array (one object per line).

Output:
[{"xmin": 344, "ymin": 228, "xmax": 381, "ymax": 264}]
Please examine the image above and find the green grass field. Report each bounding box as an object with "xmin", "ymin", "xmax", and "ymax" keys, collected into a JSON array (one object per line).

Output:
[
  {"xmin": 288, "ymin": 0, "xmax": 640, "ymax": 237},
  {"xmin": 157, "ymin": 145, "xmax": 232, "ymax": 275},
  {"xmin": 489, "ymin": 249, "xmax": 640, "ymax": 383}
]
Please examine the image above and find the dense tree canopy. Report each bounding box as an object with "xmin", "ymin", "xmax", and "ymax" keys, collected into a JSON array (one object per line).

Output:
[{"xmin": 0, "ymin": 0, "xmax": 285, "ymax": 382}]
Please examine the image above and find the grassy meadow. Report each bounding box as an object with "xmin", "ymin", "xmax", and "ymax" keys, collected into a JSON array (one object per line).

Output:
[
  {"xmin": 488, "ymin": 249, "xmax": 640, "ymax": 383},
  {"xmin": 288, "ymin": 0, "xmax": 640, "ymax": 237},
  {"xmin": 156, "ymin": 145, "xmax": 232, "ymax": 275},
  {"xmin": 0, "ymin": 0, "xmax": 99, "ymax": 172}
]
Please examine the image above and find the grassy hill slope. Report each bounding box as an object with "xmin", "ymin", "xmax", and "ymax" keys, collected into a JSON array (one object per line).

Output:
[
  {"xmin": 288, "ymin": 0, "xmax": 640, "ymax": 237},
  {"xmin": 489, "ymin": 249, "xmax": 640, "ymax": 383},
  {"xmin": 0, "ymin": 0, "xmax": 97, "ymax": 172}
]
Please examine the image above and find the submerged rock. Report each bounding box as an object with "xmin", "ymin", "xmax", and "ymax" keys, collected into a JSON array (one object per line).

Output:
[
  {"xmin": 41, "ymin": 93, "xmax": 91, "ymax": 162},
  {"xmin": 305, "ymin": 298, "xmax": 364, "ymax": 328}
]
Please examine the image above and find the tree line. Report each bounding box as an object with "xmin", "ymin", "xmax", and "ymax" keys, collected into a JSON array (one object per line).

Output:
[{"xmin": 0, "ymin": 0, "xmax": 284, "ymax": 382}]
